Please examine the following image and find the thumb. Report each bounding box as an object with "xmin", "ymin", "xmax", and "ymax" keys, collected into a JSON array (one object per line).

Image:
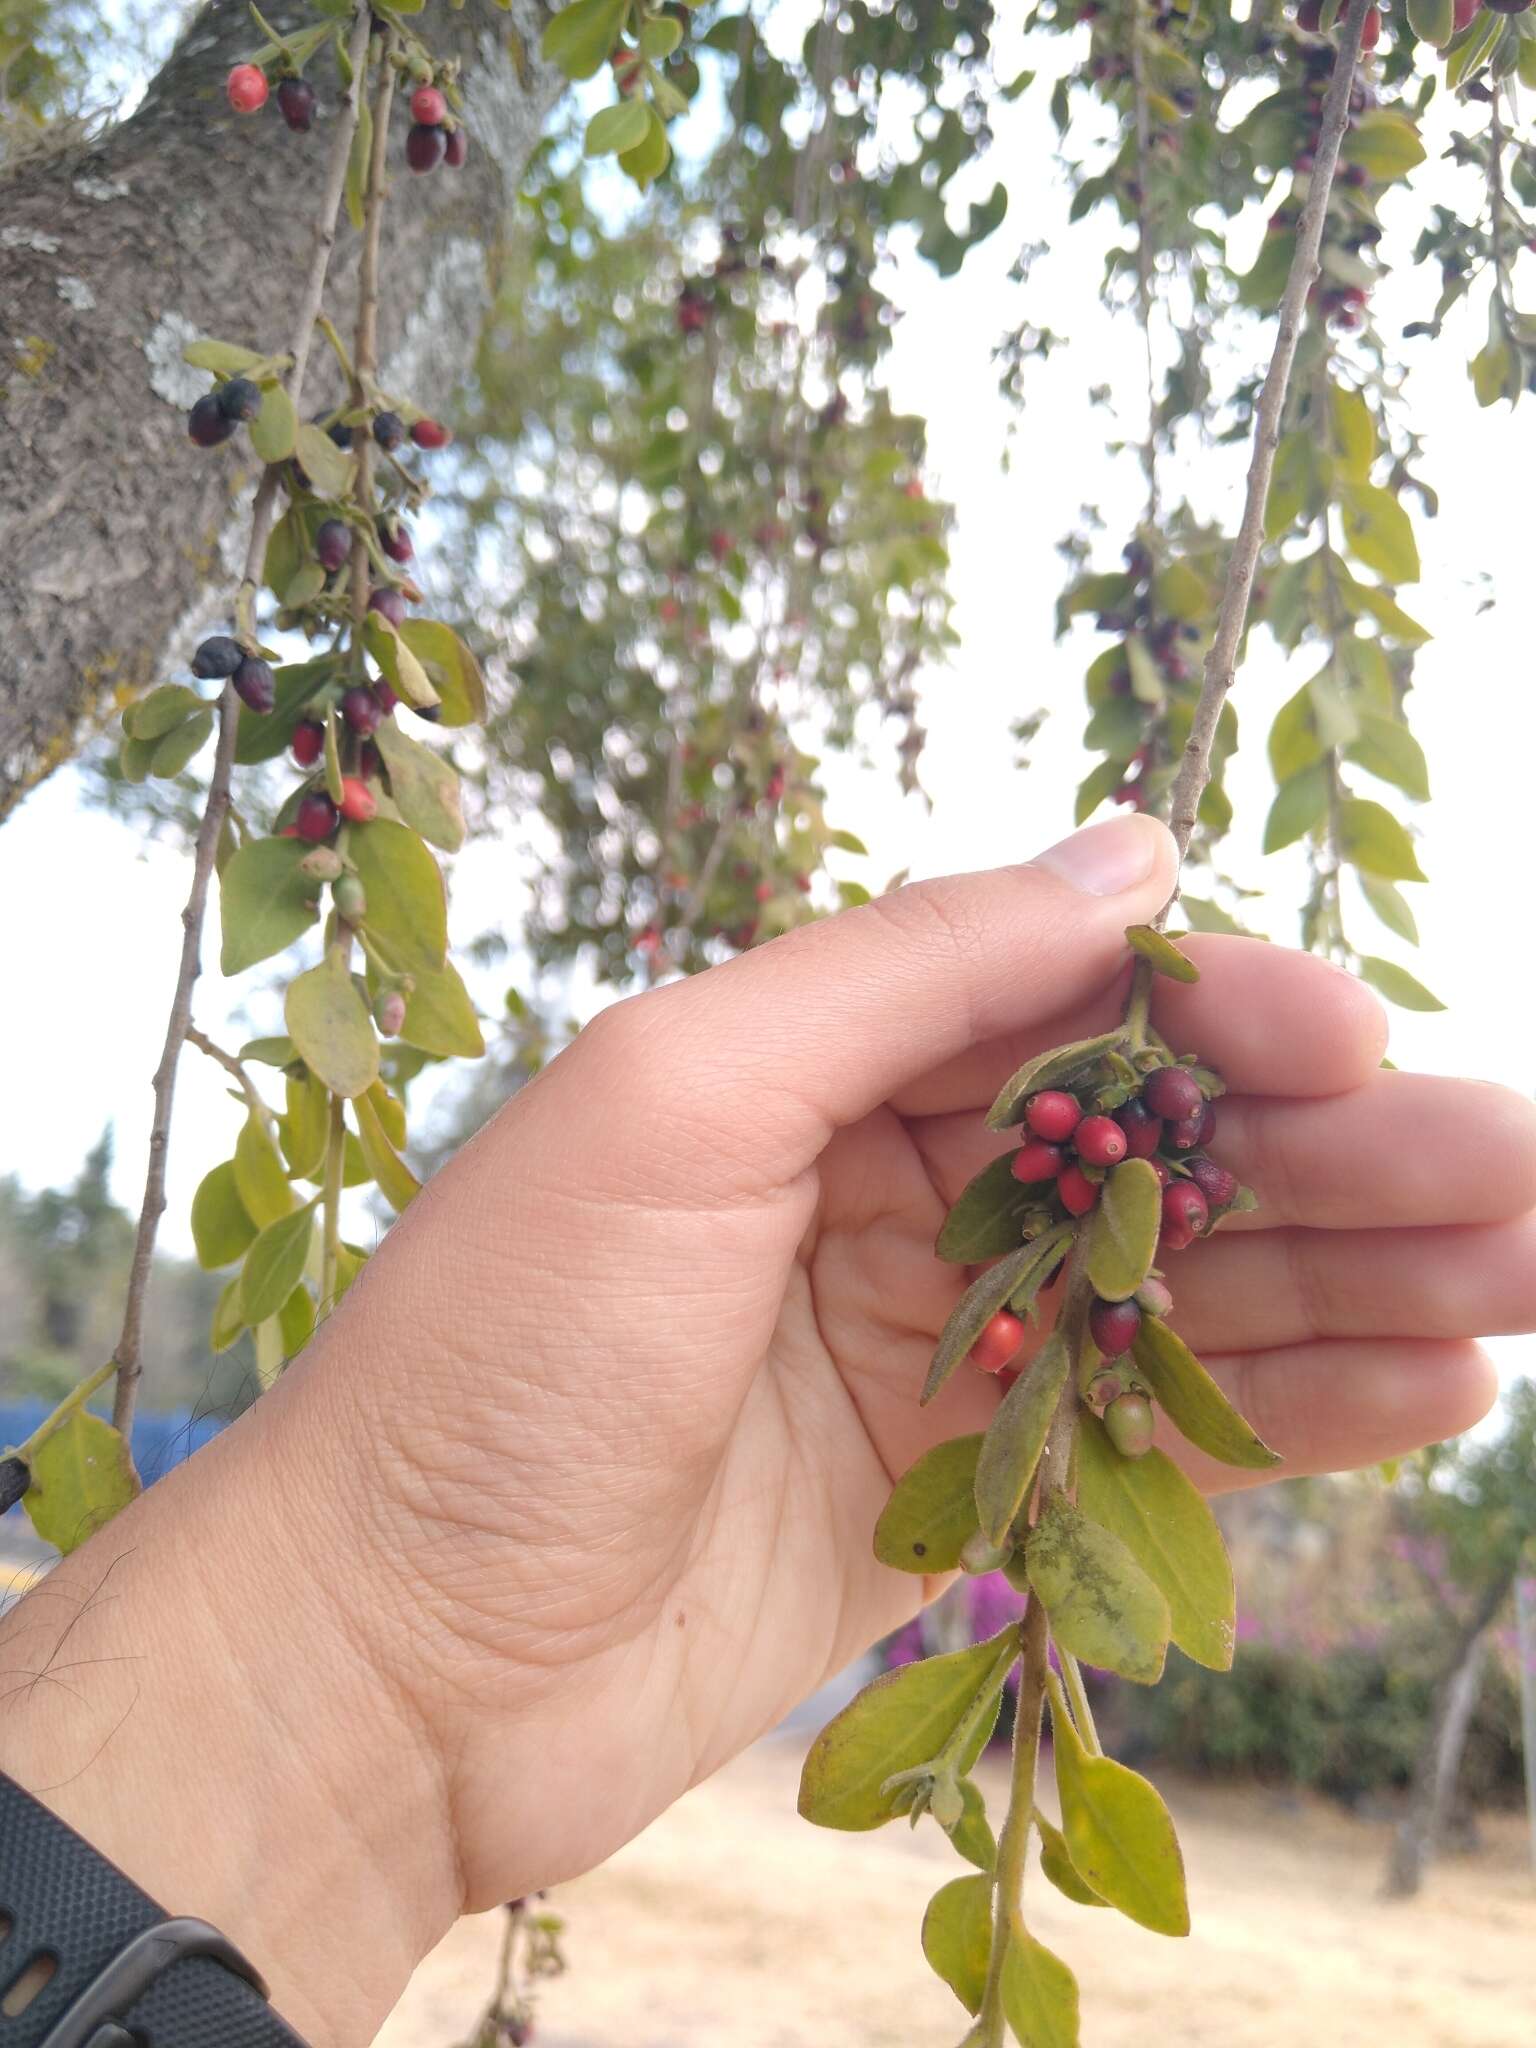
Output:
[{"xmin": 554, "ymin": 814, "xmax": 1176, "ymax": 1187}]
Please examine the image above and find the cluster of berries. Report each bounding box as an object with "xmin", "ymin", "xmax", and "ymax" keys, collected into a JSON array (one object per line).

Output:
[
  {"xmin": 187, "ymin": 376, "xmax": 262, "ymax": 450},
  {"xmin": 967, "ymin": 1061, "xmax": 1242, "ymax": 1447},
  {"xmin": 405, "ymin": 83, "xmax": 467, "ymax": 173},
  {"xmin": 225, "ymin": 65, "xmax": 317, "ymax": 128}
]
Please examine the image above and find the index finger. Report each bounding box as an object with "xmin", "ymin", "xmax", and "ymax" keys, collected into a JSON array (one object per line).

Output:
[{"xmin": 890, "ymin": 932, "xmax": 1389, "ymax": 1120}]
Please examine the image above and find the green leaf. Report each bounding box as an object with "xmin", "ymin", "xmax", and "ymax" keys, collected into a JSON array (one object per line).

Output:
[
  {"xmin": 24, "ymin": 1409, "xmax": 139, "ymax": 1555},
  {"xmin": 1338, "ymin": 796, "xmax": 1427, "ymax": 883},
  {"xmin": 234, "ymin": 1111, "xmax": 295, "ymax": 1228},
  {"xmin": 390, "ymin": 960, "xmax": 484, "ymax": 1060},
  {"xmin": 346, "ymin": 819, "xmax": 447, "ymax": 977},
  {"xmin": 920, "ymin": 1874, "xmax": 992, "ymax": 2015},
  {"xmin": 118, "ymin": 734, "xmax": 155, "ymax": 784},
  {"xmin": 286, "ymin": 950, "xmax": 379, "ymax": 1098},
  {"xmin": 1026, "ymin": 1495, "xmax": 1170, "ymax": 1685},
  {"xmin": 951, "ymin": 1779, "xmax": 997, "ymax": 1874},
  {"xmin": 1342, "ymin": 108, "xmax": 1426, "ymax": 181},
  {"xmin": 1407, "ymin": 0, "xmax": 1455, "ymax": 46},
  {"xmin": 1074, "ymin": 757, "xmax": 1123, "ymax": 826},
  {"xmin": 1050, "ymin": 1691, "xmax": 1189, "ymax": 1936},
  {"xmin": 345, "ymin": 89, "xmax": 371, "ymax": 230},
  {"xmin": 974, "ymin": 1333, "xmax": 1071, "ymax": 1545},
  {"xmin": 541, "ymin": 0, "xmax": 628, "ymax": 78},
  {"xmin": 281, "ymin": 1071, "xmax": 330, "ymax": 1180},
  {"xmin": 874, "ymin": 1435, "xmax": 983, "ymax": 1575},
  {"xmin": 239, "ymin": 1201, "xmax": 317, "ymax": 1326},
  {"xmin": 294, "ymin": 421, "xmax": 355, "ymax": 501},
  {"xmin": 219, "ymin": 836, "xmax": 322, "ymax": 975},
  {"xmin": 398, "ymin": 619, "xmax": 485, "ymax": 726},
  {"xmin": 1329, "ymin": 385, "xmax": 1376, "ymax": 482},
  {"xmin": 986, "ymin": 1032, "xmax": 1126, "ymax": 1131},
  {"xmin": 372, "ymin": 716, "xmax": 465, "ymax": 852},
  {"xmin": 1076, "ymin": 1414, "xmax": 1235, "ymax": 1672},
  {"xmin": 1349, "ymin": 579, "xmax": 1430, "ymax": 646},
  {"xmin": 798, "ymin": 1634, "xmax": 1011, "ymax": 1831},
  {"xmin": 585, "ymin": 96, "xmax": 652, "ymax": 156},
  {"xmin": 1339, "ymin": 483, "xmax": 1420, "ymax": 585},
  {"xmin": 924, "ymin": 1239, "xmax": 1061, "ymax": 1406},
  {"xmin": 1000, "ymin": 1933, "xmax": 1080, "ymax": 2048},
  {"xmin": 124, "ymin": 684, "xmax": 205, "ymax": 740},
  {"xmin": 250, "ymin": 381, "xmax": 298, "ymax": 463},
  {"xmin": 1264, "ymin": 430, "xmax": 1315, "ymax": 538},
  {"xmin": 210, "ymin": 1274, "xmax": 247, "ymax": 1352},
  {"xmin": 1085, "ymin": 1159, "xmax": 1163, "ymax": 1304},
  {"xmin": 150, "ymin": 708, "xmax": 214, "ymax": 777},
  {"xmin": 1124, "ymin": 925, "xmax": 1198, "ymax": 983},
  {"xmin": 936, "ymin": 1150, "xmax": 1038, "ymax": 1264},
  {"xmin": 1359, "ymin": 874, "xmax": 1419, "ymax": 945},
  {"xmin": 1132, "ymin": 1317, "xmax": 1281, "ymax": 1470},
  {"xmin": 1344, "ymin": 711, "xmax": 1430, "ymax": 802},
  {"xmin": 190, "ymin": 1159, "xmax": 257, "ymax": 1269},
  {"xmin": 241, "ymin": 1035, "xmax": 299, "ymax": 1066},
  {"xmin": 279, "ymin": 1283, "xmax": 315, "ymax": 1358},
  {"xmin": 639, "ymin": 14, "xmax": 682, "ymax": 55},
  {"xmin": 1035, "ymin": 1809, "xmax": 1107, "ymax": 1908},
  {"xmin": 618, "ymin": 105, "xmax": 672, "ymax": 187},
  {"xmin": 182, "ymin": 338, "xmax": 265, "ymax": 374},
  {"xmin": 1263, "ymin": 763, "xmax": 1329, "ymax": 855},
  {"xmin": 1358, "ymin": 956, "xmax": 1446, "ymax": 1012},
  {"xmin": 1178, "ymin": 896, "xmax": 1249, "ymax": 938},
  {"xmin": 352, "ymin": 1087, "xmax": 421, "ymax": 1211},
  {"xmin": 363, "ymin": 614, "xmax": 438, "ymax": 712}
]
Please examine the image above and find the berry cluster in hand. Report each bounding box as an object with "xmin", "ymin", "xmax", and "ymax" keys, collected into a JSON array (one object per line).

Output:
[{"xmin": 406, "ymin": 80, "xmax": 466, "ymax": 173}]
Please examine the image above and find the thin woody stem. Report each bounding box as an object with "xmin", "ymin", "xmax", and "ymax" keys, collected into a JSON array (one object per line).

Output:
[
  {"xmin": 107, "ymin": 0, "xmax": 375, "ymax": 1442},
  {"xmin": 185, "ymin": 1023, "xmax": 266, "ymax": 1118},
  {"xmin": 1161, "ymin": 0, "xmax": 1371, "ymax": 913},
  {"xmin": 10, "ymin": 1362, "xmax": 118, "ymax": 1464},
  {"xmin": 1129, "ymin": 0, "xmax": 1159, "ymax": 531},
  {"xmin": 348, "ymin": 45, "xmax": 397, "ymax": 640}
]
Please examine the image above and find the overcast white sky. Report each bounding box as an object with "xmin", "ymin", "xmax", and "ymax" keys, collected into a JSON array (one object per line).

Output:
[{"xmin": 3, "ymin": 16, "xmax": 1535, "ymax": 1398}]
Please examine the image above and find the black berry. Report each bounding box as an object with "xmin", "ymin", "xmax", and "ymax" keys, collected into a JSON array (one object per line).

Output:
[
  {"xmin": 191, "ymin": 634, "xmax": 244, "ymax": 679},
  {"xmin": 232, "ymin": 655, "xmax": 275, "ymax": 714},
  {"xmin": 413, "ymin": 701, "xmax": 443, "ymax": 723},
  {"xmin": 276, "ymin": 76, "xmax": 317, "ymax": 131},
  {"xmin": 188, "ymin": 393, "xmax": 236, "ymax": 447},
  {"xmin": 406, "ymin": 122, "xmax": 446, "ymax": 173},
  {"xmin": 0, "ymin": 1455, "xmax": 30, "ymax": 1515},
  {"xmin": 372, "ymin": 410, "xmax": 405, "ymax": 450},
  {"xmin": 217, "ymin": 376, "xmax": 263, "ymax": 423},
  {"xmin": 316, "ymin": 519, "xmax": 350, "ymax": 573}
]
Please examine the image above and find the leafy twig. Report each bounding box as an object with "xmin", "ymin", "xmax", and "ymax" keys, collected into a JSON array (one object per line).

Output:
[
  {"xmin": 8, "ymin": 1361, "xmax": 118, "ymax": 1465},
  {"xmin": 108, "ymin": 0, "xmax": 376, "ymax": 1441},
  {"xmin": 1128, "ymin": 0, "xmax": 1159, "ymax": 530},
  {"xmin": 1162, "ymin": 0, "xmax": 1372, "ymax": 889},
  {"xmin": 975, "ymin": 1598, "xmax": 1049, "ymax": 2045}
]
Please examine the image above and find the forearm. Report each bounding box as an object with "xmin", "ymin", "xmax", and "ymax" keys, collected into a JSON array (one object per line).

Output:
[{"xmin": 0, "ymin": 1370, "xmax": 459, "ymax": 2047}]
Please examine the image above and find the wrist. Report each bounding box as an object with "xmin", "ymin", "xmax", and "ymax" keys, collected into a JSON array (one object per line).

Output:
[{"xmin": 0, "ymin": 1370, "xmax": 460, "ymax": 2048}]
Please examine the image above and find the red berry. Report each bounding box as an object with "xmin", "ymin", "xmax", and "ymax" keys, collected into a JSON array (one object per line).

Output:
[
  {"xmin": 410, "ymin": 84, "xmax": 447, "ymax": 126},
  {"xmin": 1058, "ymin": 1164, "xmax": 1099, "ymax": 1217},
  {"xmin": 1186, "ymin": 1155, "xmax": 1239, "ymax": 1208},
  {"xmin": 276, "ymin": 76, "xmax": 316, "ymax": 131},
  {"xmin": 338, "ymin": 775, "xmax": 376, "ymax": 823},
  {"xmin": 295, "ymin": 792, "xmax": 338, "ymax": 842},
  {"xmin": 188, "ymin": 393, "xmax": 236, "ymax": 447},
  {"xmin": 443, "ymin": 125, "xmax": 467, "ymax": 169},
  {"xmin": 971, "ymin": 1310, "xmax": 1026, "ymax": 1375},
  {"xmin": 1075, "ymin": 1115, "xmax": 1128, "ymax": 1168},
  {"xmin": 1115, "ymin": 1098, "xmax": 1163, "ymax": 1159},
  {"xmin": 226, "ymin": 63, "xmax": 268, "ymax": 113},
  {"xmin": 1142, "ymin": 1065, "xmax": 1204, "ymax": 1122},
  {"xmin": 1149, "ymin": 1156, "xmax": 1172, "ymax": 1188},
  {"xmin": 1025, "ymin": 1091, "xmax": 1082, "ymax": 1143},
  {"xmin": 373, "ymin": 678, "xmax": 399, "ymax": 714},
  {"xmin": 341, "ymin": 685, "xmax": 382, "ymax": 735},
  {"xmin": 406, "ymin": 122, "xmax": 447, "ymax": 172},
  {"xmin": 1011, "ymin": 1140, "xmax": 1064, "ymax": 1184},
  {"xmin": 278, "ymin": 823, "xmax": 302, "ymax": 838},
  {"xmin": 1454, "ymin": 0, "xmax": 1482, "ymax": 21},
  {"xmin": 1360, "ymin": 3, "xmax": 1381, "ymax": 44},
  {"xmin": 1089, "ymin": 1297, "xmax": 1141, "ymax": 1360},
  {"xmin": 315, "ymin": 520, "xmax": 350, "ymax": 573},
  {"xmin": 1168, "ymin": 1102, "xmax": 1216, "ymax": 1153},
  {"xmin": 1161, "ymin": 1181, "xmax": 1209, "ymax": 1251},
  {"xmin": 411, "ymin": 417, "xmax": 451, "ymax": 449},
  {"xmin": 368, "ymin": 587, "xmax": 406, "ymax": 626},
  {"xmin": 1104, "ymin": 1392, "xmax": 1156, "ymax": 1459},
  {"xmin": 379, "ymin": 518, "xmax": 414, "ymax": 564},
  {"xmin": 291, "ymin": 721, "xmax": 325, "ymax": 767}
]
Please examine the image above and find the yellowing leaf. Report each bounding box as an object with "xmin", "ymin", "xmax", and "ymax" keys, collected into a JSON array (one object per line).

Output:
[
  {"xmin": 239, "ymin": 1202, "xmax": 317, "ymax": 1326},
  {"xmin": 1339, "ymin": 482, "xmax": 1420, "ymax": 585},
  {"xmin": 1338, "ymin": 796, "xmax": 1427, "ymax": 883},
  {"xmin": 373, "ymin": 716, "xmax": 465, "ymax": 852},
  {"xmin": 920, "ymin": 1874, "xmax": 992, "ymax": 2014},
  {"xmin": 1001, "ymin": 1933, "xmax": 1080, "ymax": 2048},
  {"xmin": 250, "ymin": 382, "xmax": 298, "ymax": 464},
  {"xmin": 1084, "ymin": 1159, "xmax": 1162, "ymax": 1303},
  {"xmin": 294, "ymin": 421, "xmax": 355, "ymax": 502},
  {"xmin": 234, "ymin": 1110, "xmax": 295, "ymax": 1228},
  {"xmin": 874, "ymin": 1435, "xmax": 983, "ymax": 1575},
  {"xmin": 1035, "ymin": 1809, "xmax": 1107, "ymax": 1908},
  {"xmin": 346, "ymin": 819, "xmax": 448, "ymax": 978},
  {"xmin": 1124, "ymin": 925, "xmax": 1198, "ymax": 984},
  {"xmin": 24, "ymin": 1409, "xmax": 139, "ymax": 1555},
  {"xmin": 1050, "ymin": 1689, "xmax": 1189, "ymax": 1936},
  {"xmin": 190, "ymin": 1158, "xmax": 257, "ymax": 1269},
  {"xmin": 285, "ymin": 950, "xmax": 380, "ymax": 1098},
  {"xmin": 352, "ymin": 1086, "xmax": 421, "ymax": 1212},
  {"xmin": 1026, "ymin": 1495, "xmax": 1170, "ymax": 1685},
  {"xmin": 1132, "ymin": 1318, "xmax": 1280, "ymax": 1470},
  {"xmin": 974, "ymin": 1334, "xmax": 1070, "ymax": 1546}
]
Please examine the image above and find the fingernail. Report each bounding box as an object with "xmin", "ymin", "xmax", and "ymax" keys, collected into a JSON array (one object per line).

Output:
[{"xmin": 1032, "ymin": 816, "xmax": 1164, "ymax": 897}]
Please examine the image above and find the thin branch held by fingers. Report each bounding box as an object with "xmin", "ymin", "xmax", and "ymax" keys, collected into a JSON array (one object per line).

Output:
[
  {"xmin": 109, "ymin": 0, "xmax": 375, "ymax": 1442},
  {"xmin": 1161, "ymin": 0, "xmax": 1372, "ymax": 896}
]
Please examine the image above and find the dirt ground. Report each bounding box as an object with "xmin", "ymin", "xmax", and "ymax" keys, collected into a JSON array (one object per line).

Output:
[{"xmin": 376, "ymin": 1731, "xmax": 1536, "ymax": 2048}]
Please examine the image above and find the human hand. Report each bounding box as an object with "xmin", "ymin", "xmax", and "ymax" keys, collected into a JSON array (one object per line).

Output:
[{"xmin": 7, "ymin": 813, "xmax": 1533, "ymax": 2045}]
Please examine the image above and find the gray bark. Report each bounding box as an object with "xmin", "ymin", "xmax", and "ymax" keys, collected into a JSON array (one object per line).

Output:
[{"xmin": 0, "ymin": 0, "xmax": 562, "ymax": 818}]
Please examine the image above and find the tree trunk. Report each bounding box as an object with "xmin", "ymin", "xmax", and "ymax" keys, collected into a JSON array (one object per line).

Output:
[
  {"xmin": 1382, "ymin": 1565, "xmax": 1516, "ymax": 1898},
  {"xmin": 0, "ymin": 0, "xmax": 562, "ymax": 819}
]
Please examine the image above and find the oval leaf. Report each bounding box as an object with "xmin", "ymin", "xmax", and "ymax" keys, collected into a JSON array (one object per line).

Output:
[
  {"xmin": 873, "ymin": 1434, "xmax": 983, "ymax": 1575},
  {"xmin": 920, "ymin": 1874, "xmax": 992, "ymax": 2015},
  {"xmin": 352, "ymin": 1087, "xmax": 421, "ymax": 1212},
  {"xmin": 1358, "ymin": 955, "xmax": 1445, "ymax": 1013},
  {"xmin": 798, "ymin": 1634, "xmax": 1012, "ymax": 1832},
  {"xmin": 150, "ymin": 708, "xmax": 214, "ymax": 778},
  {"xmin": 1076, "ymin": 1413, "xmax": 1235, "ymax": 1672},
  {"xmin": 220, "ymin": 837, "xmax": 322, "ymax": 976},
  {"xmin": 541, "ymin": 0, "xmax": 628, "ymax": 78},
  {"xmin": 923, "ymin": 1243, "xmax": 1043, "ymax": 1406},
  {"xmin": 286, "ymin": 951, "xmax": 380, "ymax": 1098},
  {"xmin": 1132, "ymin": 1317, "xmax": 1281, "ymax": 1470},
  {"xmin": 24, "ymin": 1410, "xmax": 139, "ymax": 1555},
  {"xmin": 190, "ymin": 1158, "xmax": 257, "ymax": 1269},
  {"xmin": 1050, "ymin": 1693, "xmax": 1189, "ymax": 1936},
  {"xmin": 1338, "ymin": 796, "xmax": 1427, "ymax": 883},
  {"xmin": 1124, "ymin": 925, "xmax": 1199, "ymax": 983},
  {"xmin": 1001, "ymin": 1933, "xmax": 1080, "ymax": 2048},
  {"xmin": 279, "ymin": 1282, "xmax": 315, "ymax": 1359},
  {"xmin": 124, "ymin": 684, "xmax": 205, "ymax": 740},
  {"xmin": 1035, "ymin": 1809, "xmax": 1107, "ymax": 1909},
  {"xmin": 281, "ymin": 1071, "xmax": 330, "ymax": 1181},
  {"xmin": 250, "ymin": 382, "xmax": 298, "ymax": 464},
  {"xmin": 1026, "ymin": 1495, "xmax": 1170, "ymax": 1685},
  {"xmin": 239, "ymin": 1201, "xmax": 317, "ymax": 1326},
  {"xmin": 1084, "ymin": 1158, "xmax": 1161, "ymax": 1304},
  {"xmin": 373, "ymin": 716, "xmax": 465, "ymax": 852},
  {"xmin": 936, "ymin": 1150, "xmax": 1042, "ymax": 1264},
  {"xmin": 951, "ymin": 1779, "xmax": 997, "ymax": 1874},
  {"xmin": 347, "ymin": 819, "xmax": 448, "ymax": 977},
  {"xmin": 974, "ymin": 1333, "xmax": 1070, "ymax": 1546},
  {"xmin": 585, "ymin": 96, "xmax": 652, "ymax": 157},
  {"xmin": 294, "ymin": 420, "xmax": 355, "ymax": 501},
  {"xmin": 389, "ymin": 960, "xmax": 484, "ymax": 1060},
  {"xmin": 234, "ymin": 1111, "xmax": 296, "ymax": 1228},
  {"xmin": 986, "ymin": 1032, "xmax": 1126, "ymax": 1131},
  {"xmin": 398, "ymin": 619, "xmax": 485, "ymax": 726}
]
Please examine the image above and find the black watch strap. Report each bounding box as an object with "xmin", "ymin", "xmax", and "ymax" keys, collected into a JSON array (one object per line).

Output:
[{"xmin": 0, "ymin": 1774, "xmax": 310, "ymax": 2048}]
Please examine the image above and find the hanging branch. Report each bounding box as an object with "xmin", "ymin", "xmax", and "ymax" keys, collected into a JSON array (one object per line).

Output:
[
  {"xmin": 109, "ymin": 0, "xmax": 375, "ymax": 1439},
  {"xmin": 1128, "ymin": 0, "xmax": 1159, "ymax": 531},
  {"xmin": 1161, "ymin": 0, "xmax": 1372, "ymax": 887}
]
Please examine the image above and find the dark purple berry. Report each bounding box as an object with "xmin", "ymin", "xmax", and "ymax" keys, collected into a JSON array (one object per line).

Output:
[
  {"xmin": 406, "ymin": 122, "xmax": 446, "ymax": 172},
  {"xmin": 341, "ymin": 685, "xmax": 382, "ymax": 734},
  {"xmin": 372, "ymin": 410, "xmax": 405, "ymax": 451},
  {"xmin": 1089, "ymin": 1296, "xmax": 1141, "ymax": 1359},
  {"xmin": 295, "ymin": 791, "xmax": 339, "ymax": 842},
  {"xmin": 315, "ymin": 518, "xmax": 350, "ymax": 573},
  {"xmin": 1186, "ymin": 1154, "xmax": 1238, "ymax": 1208},
  {"xmin": 373, "ymin": 678, "xmax": 399, "ymax": 714},
  {"xmin": 1143, "ymin": 1065, "xmax": 1204, "ymax": 1122},
  {"xmin": 443, "ymin": 125, "xmax": 467, "ymax": 168},
  {"xmin": 368, "ymin": 587, "xmax": 406, "ymax": 626},
  {"xmin": 191, "ymin": 634, "xmax": 244, "ymax": 679},
  {"xmin": 413, "ymin": 701, "xmax": 443, "ymax": 723},
  {"xmin": 379, "ymin": 518, "xmax": 413, "ymax": 564},
  {"xmin": 276, "ymin": 76, "xmax": 317, "ymax": 131},
  {"xmin": 232, "ymin": 654, "xmax": 275, "ymax": 713},
  {"xmin": 1115, "ymin": 1097, "xmax": 1163, "ymax": 1160},
  {"xmin": 1168, "ymin": 1102, "xmax": 1216, "ymax": 1152},
  {"xmin": 217, "ymin": 376, "xmax": 263, "ymax": 422},
  {"xmin": 0, "ymin": 1456, "xmax": 30, "ymax": 1514},
  {"xmin": 188, "ymin": 393, "xmax": 236, "ymax": 447},
  {"xmin": 322, "ymin": 416, "xmax": 353, "ymax": 450}
]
